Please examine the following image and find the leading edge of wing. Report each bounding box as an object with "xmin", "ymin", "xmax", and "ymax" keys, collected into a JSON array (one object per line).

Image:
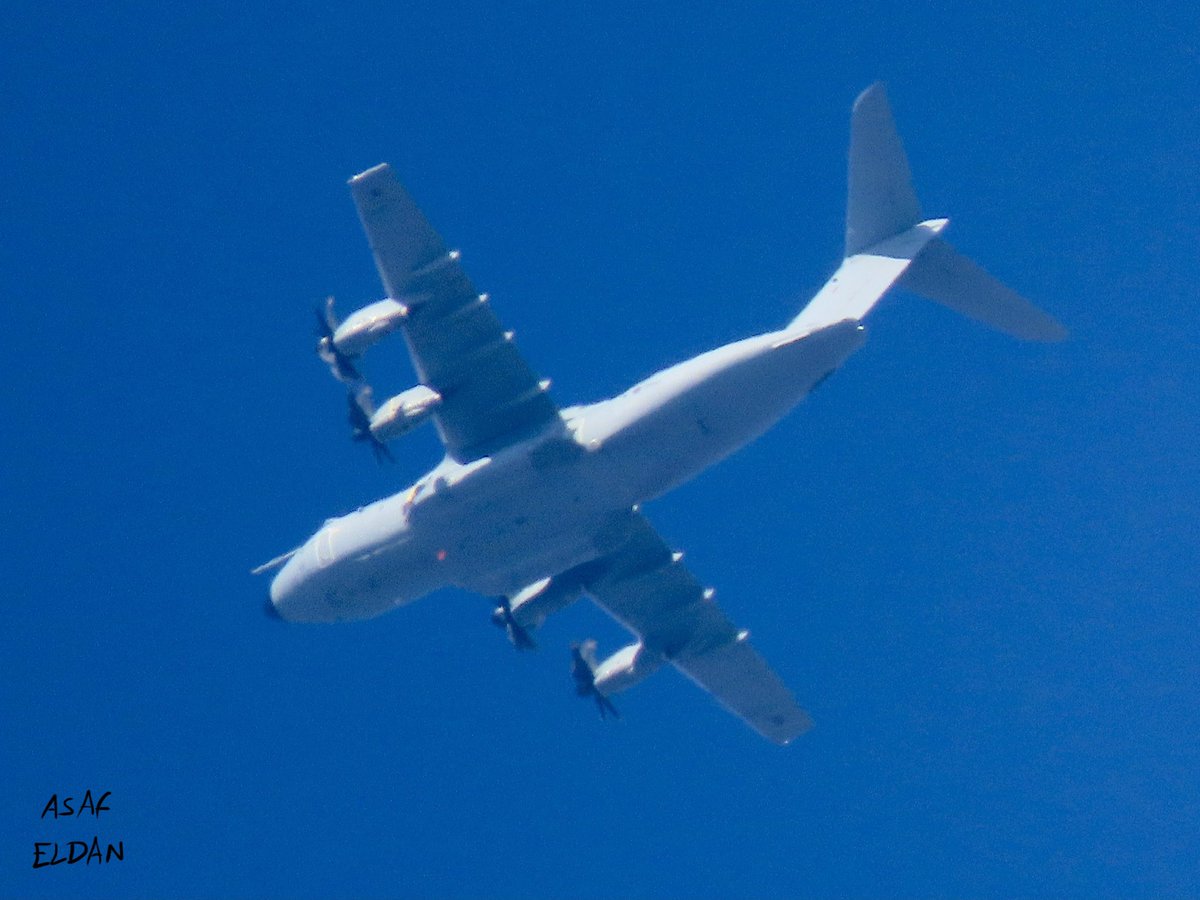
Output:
[{"xmin": 582, "ymin": 513, "xmax": 813, "ymax": 744}]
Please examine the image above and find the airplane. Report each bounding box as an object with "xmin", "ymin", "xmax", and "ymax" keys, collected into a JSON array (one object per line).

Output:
[{"xmin": 256, "ymin": 84, "xmax": 1065, "ymax": 744}]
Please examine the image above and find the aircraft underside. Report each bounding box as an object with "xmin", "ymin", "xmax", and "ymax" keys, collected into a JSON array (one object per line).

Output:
[{"xmin": 258, "ymin": 83, "xmax": 1064, "ymax": 743}]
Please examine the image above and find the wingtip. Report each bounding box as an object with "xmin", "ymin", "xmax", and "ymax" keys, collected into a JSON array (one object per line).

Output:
[
  {"xmin": 777, "ymin": 712, "xmax": 814, "ymax": 746},
  {"xmin": 853, "ymin": 81, "xmax": 888, "ymax": 111},
  {"xmin": 348, "ymin": 162, "xmax": 391, "ymax": 185},
  {"xmin": 1034, "ymin": 318, "xmax": 1070, "ymax": 343},
  {"xmin": 1006, "ymin": 307, "xmax": 1070, "ymax": 343}
]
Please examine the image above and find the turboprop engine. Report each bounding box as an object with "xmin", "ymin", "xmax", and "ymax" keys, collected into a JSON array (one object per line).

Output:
[
  {"xmin": 316, "ymin": 296, "xmax": 408, "ymax": 385},
  {"xmin": 330, "ymin": 298, "xmax": 407, "ymax": 356},
  {"xmin": 571, "ymin": 639, "xmax": 665, "ymax": 718},
  {"xmin": 368, "ymin": 385, "xmax": 442, "ymax": 441},
  {"xmin": 492, "ymin": 574, "xmax": 585, "ymax": 650},
  {"xmin": 590, "ymin": 642, "xmax": 664, "ymax": 695}
]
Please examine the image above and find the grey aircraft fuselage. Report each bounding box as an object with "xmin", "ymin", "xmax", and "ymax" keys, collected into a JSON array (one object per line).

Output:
[{"xmin": 270, "ymin": 319, "xmax": 863, "ymax": 622}]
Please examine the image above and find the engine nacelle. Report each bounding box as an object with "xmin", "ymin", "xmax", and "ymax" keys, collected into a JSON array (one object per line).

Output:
[
  {"xmin": 592, "ymin": 642, "xmax": 664, "ymax": 696},
  {"xmin": 506, "ymin": 575, "xmax": 583, "ymax": 630},
  {"xmin": 332, "ymin": 298, "xmax": 407, "ymax": 357},
  {"xmin": 368, "ymin": 385, "xmax": 442, "ymax": 441}
]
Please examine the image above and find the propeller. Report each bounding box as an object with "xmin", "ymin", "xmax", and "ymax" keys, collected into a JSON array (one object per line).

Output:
[
  {"xmin": 491, "ymin": 596, "xmax": 537, "ymax": 650},
  {"xmin": 347, "ymin": 390, "xmax": 394, "ymax": 463},
  {"xmin": 571, "ymin": 640, "xmax": 620, "ymax": 720},
  {"xmin": 314, "ymin": 298, "xmax": 362, "ymax": 383}
]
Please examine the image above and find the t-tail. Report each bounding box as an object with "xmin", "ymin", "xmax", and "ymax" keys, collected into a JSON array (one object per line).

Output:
[{"xmin": 790, "ymin": 83, "xmax": 1066, "ymax": 341}]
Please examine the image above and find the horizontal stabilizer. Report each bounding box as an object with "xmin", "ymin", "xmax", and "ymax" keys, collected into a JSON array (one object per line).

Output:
[{"xmin": 901, "ymin": 239, "xmax": 1068, "ymax": 342}]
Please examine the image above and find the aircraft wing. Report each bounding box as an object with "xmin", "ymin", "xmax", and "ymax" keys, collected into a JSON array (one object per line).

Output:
[
  {"xmin": 582, "ymin": 513, "xmax": 812, "ymax": 744},
  {"xmin": 349, "ymin": 164, "xmax": 561, "ymax": 462}
]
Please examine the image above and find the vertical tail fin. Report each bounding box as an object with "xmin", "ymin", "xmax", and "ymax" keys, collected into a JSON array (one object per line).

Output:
[
  {"xmin": 789, "ymin": 83, "xmax": 1066, "ymax": 342},
  {"xmin": 845, "ymin": 83, "xmax": 922, "ymax": 258}
]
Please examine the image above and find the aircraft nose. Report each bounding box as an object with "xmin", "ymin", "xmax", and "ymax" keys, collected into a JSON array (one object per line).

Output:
[{"xmin": 264, "ymin": 592, "xmax": 284, "ymax": 621}]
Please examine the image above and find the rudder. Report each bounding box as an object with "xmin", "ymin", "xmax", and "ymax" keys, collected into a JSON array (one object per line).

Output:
[{"xmin": 845, "ymin": 83, "xmax": 922, "ymax": 258}]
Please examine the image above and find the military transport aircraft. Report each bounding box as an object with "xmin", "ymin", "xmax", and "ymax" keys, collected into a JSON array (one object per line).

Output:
[{"xmin": 256, "ymin": 84, "xmax": 1064, "ymax": 744}]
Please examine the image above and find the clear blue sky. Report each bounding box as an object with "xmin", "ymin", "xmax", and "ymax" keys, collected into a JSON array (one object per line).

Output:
[{"xmin": 3, "ymin": 3, "xmax": 1197, "ymax": 897}]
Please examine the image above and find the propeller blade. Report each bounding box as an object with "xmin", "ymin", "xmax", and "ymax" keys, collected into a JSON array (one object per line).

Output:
[
  {"xmin": 570, "ymin": 643, "xmax": 594, "ymax": 696},
  {"xmin": 314, "ymin": 307, "xmax": 334, "ymax": 340},
  {"xmin": 369, "ymin": 439, "xmax": 395, "ymax": 464},
  {"xmin": 347, "ymin": 393, "xmax": 394, "ymax": 464},
  {"xmin": 595, "ymin": 692, "xmax": 621, "ymax": 720},
  {"xmin": 347, "ymin": 392, "xmax": 371, "ymax": 434},
  {"xmin": 570, "ymin": 641, "xmax": 619, "ymax": 719},
  {"xmin": 493, "ymin": 597, "xmax": 537, "ymax": 650},
  {"xmin": 322, "ymin": 295, "xmax": 340, "ymax": 331},
  {"xmin": 333, "ymin": 353, "xmax": 362, "ymax": 383},
  {"xmin": 316, "ymin": 302, "xmax": 362, "ymax": 383}
]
